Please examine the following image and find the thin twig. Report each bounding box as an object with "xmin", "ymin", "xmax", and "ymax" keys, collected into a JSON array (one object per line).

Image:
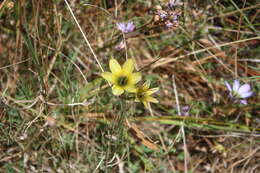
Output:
[
  {"xmin": 0, "ymin": 58, "xmax": 30, "ymax": 70},
  {"xmin": 172, "ymin": 75, "xmax": 188, "ymax": 173}
]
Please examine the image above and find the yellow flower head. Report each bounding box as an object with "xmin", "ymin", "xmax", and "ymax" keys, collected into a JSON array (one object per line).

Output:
[
  {"xmin": 135, "ymin": 81, "xmax": 159, "ymax": 108},
  {"xmin": 101, "ymin": 58, "xmax": 141, "ymax": 96}
]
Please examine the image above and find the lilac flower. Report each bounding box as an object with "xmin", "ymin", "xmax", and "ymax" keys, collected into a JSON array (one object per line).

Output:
[
  {"xmin": 181, "ymin": 106, "xmax": 190, "ymax": 116},
  {"xmin": 225, "ymin": 80, "xmax": 253, "ymax": 104},
  {"xmin": 170, "ymin": 12, "xmax": 180, "ymax": 22},
  {"xmin": 168, "ymin": 0, "xmax": 182, "ymax": 9},
  {"xmin": 157, "ymin": 10, "xmax": 168, "ymax": 19},
  {"xmin": 115, "ymin": 40, "xmax": 125, "ymax": 50},
  {"xmin": 165, "ymin": 21, "xmax": 174, "ymax": 28},
  {"xmin": 116, "ymin": 21, "xmax": 135, "ymax": 33},
  {"xmin": 173, "ymin": 105, "xmax": 190, "ymax": 116}
]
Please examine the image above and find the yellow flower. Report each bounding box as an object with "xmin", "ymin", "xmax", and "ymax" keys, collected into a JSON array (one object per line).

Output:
[
  {"xmin": 135, "ymin": 81, "xmax": 159, "ymax": 108},
  {"xmin": 101, "ymin": 58, "xmax": 141, "ymax": 96}
]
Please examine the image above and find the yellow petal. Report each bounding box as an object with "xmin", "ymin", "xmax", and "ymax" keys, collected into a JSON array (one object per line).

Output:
[
  {"xmin": 147, "ymin": 87, "xmax": 159, "ymax": 95},
  {"xmin": 130, "ymin": 72, "xmax": 141, "ymax": 84},
  {"xmin": 147, "ymin": 97, "xmax": 158, "ymax": 103},
  {"xmin": 134, "ymin": 98, "xmax": 140, "ymax": 102},
  {"xmin": 112, "ymin": 85, "xmax": 124, "ymax": 95},
  {"xmin": 109, "ymin": 59, "xmax": 121, "ymax": 74},
  {"xmin": 143, "ymin": 101, "xmax": 149, "ymax": 108},
  {"xmin": 122, "ymin": 59, "xmax": 134, "ymax": 74},
  {"xmin": 101, "ymin": 72, "xmax": 115, "ymax": 83},
  {"xmin": 143, "ymin": 81, "xmax": 151, "ymax": 90},
  {"xmin": 124, "ymin": 85, "xmax": 137, "ymax": 93}
]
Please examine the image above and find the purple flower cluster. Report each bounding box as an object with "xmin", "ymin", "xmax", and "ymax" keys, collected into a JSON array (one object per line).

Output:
[
  {"xmin": 225, "ymin": 80, "xmax": 253, "ymax": 104},
  {"xmin": 168, "ymin": 0, "xmax": 182, "ymax": 9},
  {"xmin": 116, "ymin": 21, "xmax": 135, "ymax": 33},
  {"xmin": 154, "ymin": 0, "xmax": 181, "ymax": 29}
]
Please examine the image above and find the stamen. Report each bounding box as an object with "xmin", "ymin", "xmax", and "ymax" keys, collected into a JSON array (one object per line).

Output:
[
  {"xmin": 117, "ymin": 76, "xmax": 128, "ymax": 86},
  {"xmin": 233, "ymin": 91, "xmax": 241, "ymax": 98},
  {"xmin": 137, "ymin": 90, "xmax": 145, "ymax": 99}
]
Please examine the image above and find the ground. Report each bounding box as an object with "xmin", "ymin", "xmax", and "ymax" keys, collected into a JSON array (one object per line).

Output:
[{"xmin": 0, "ymin": 0, "xmax": 260, "ymax": 172}]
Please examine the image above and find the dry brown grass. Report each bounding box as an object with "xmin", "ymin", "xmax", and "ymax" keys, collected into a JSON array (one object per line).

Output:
[{"xmin": 0, "ymin": 0, "xmax": 259, "ymax": 172}]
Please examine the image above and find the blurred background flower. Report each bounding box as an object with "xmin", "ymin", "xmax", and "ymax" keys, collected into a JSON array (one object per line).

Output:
[{"xmin": 225, "ymin": 80, "xmax": 253, "ymax": 104}]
